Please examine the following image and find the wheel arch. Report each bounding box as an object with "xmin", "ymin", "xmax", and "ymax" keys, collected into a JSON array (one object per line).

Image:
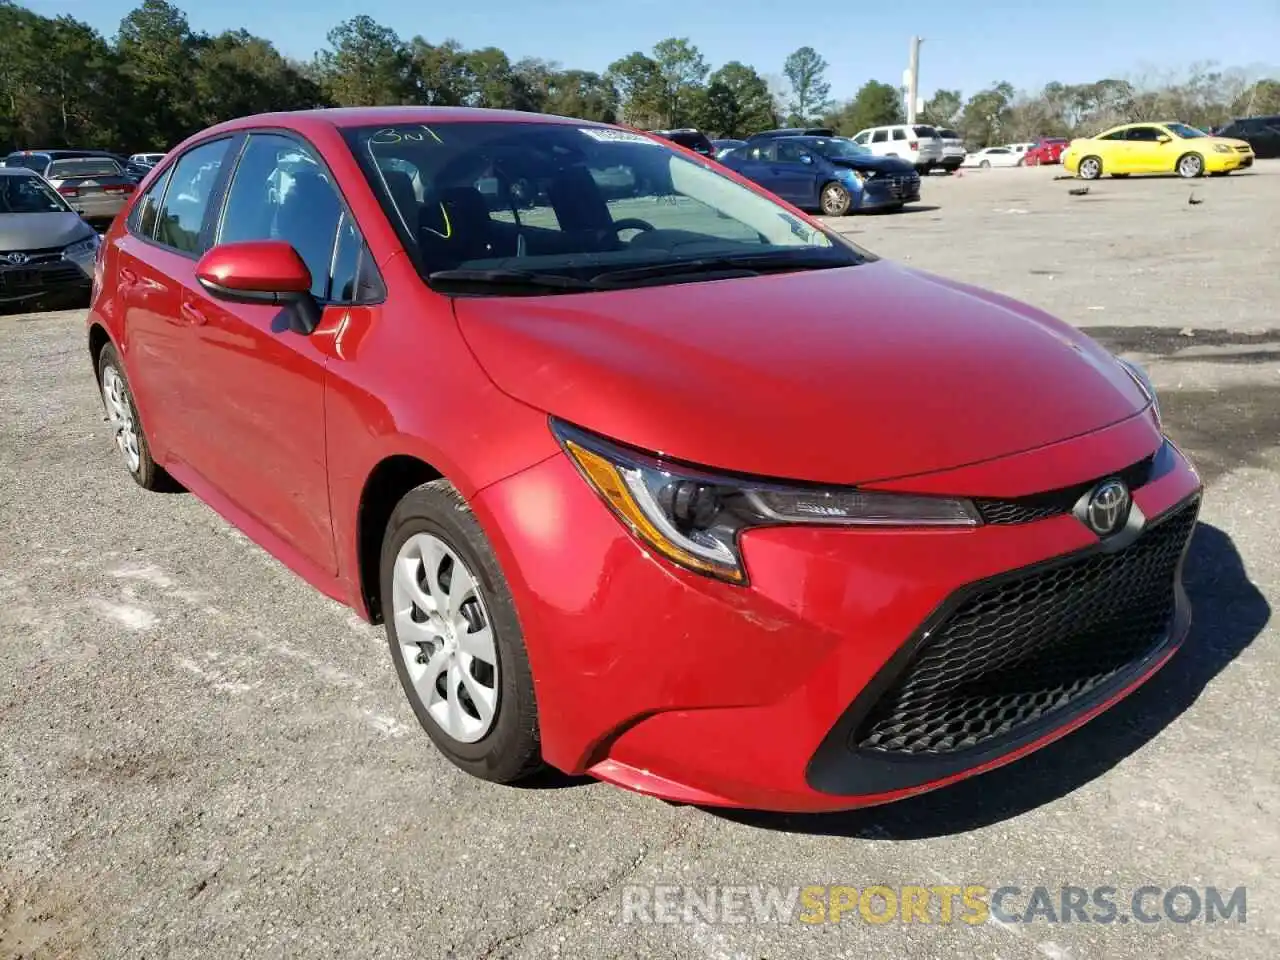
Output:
[
  {"xmin": 88, "ymin": 321, "xmax": 112, "ymax": 380},
  {"xmin": 355, "ymin": 453, "xmax": 445, "ymax": 624}
]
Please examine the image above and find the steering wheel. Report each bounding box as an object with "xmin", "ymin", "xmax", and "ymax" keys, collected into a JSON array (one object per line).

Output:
[{"xmin": 613, "ymin": 218, "xmax": 655, "ymax": 236}]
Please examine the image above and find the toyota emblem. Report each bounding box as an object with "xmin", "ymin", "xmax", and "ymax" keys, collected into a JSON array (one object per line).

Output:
[
  {"xmin": 2, "ymin": 252, "xmax": 30, "ymax": 266},
  {"xmin": 1085, "ymin": 479, "xmax": 1131, "ymax": 536}
]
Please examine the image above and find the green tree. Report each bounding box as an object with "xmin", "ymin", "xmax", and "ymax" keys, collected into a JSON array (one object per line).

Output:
[
  {"xmin": 408, "ymin": 38, "xmax": 469, "ymax": 106},
  {"xmin": 315, "ymin": 15, "xmax": 412, "ymax": 107},
  {"xmin": 115, "ymin": 0, "xmax": 202, "ymax": 146},
  {"xmin": 543, "ymin": 68, "xmax": 619, "ymax": 122},
  {"xmin": 651, "ymin": 37, "xmax": 708, "ymax": 127},
  {"xmin": 922, "ymin": 89, "xmax": 962, "ymax": 128},
  {"xmin": 825, "ymin": 80, "xmax": 903, "ymax": 135},
  {"xmin": 959, "ymin": 81, "xmax": 1015, "ymax": 146},
  {"xmin": 782, "ymin": 46, "xmax": 831, "ymax": 124},
  {"xmin": 606, "ymin": 52, "xmax": 664, "ymax": 127},
  {"xmin": 697, "ymin": 61, "xmax": 776, "ymax": 137}
]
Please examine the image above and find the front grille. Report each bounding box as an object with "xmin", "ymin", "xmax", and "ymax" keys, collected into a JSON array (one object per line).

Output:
[
  {"xmin": 853, "ymin": 496, "xmax": 1198, "ymax": 756},
  {"xmin": 974, "ymin": 452, "xmax": 1156, "ymax": 525},
  {"xmin": 0, "ymin": 246, "xmax": 65, "ymax": 266}
]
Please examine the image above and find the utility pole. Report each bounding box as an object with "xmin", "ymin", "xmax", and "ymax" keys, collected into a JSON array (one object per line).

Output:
[{"xmin": 906, "ymin": 36, "xmax": 922, "ymax": 123}]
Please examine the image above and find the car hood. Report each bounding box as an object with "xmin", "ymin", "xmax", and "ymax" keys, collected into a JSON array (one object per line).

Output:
[
  {"xmin": 454, "ymin": 260, "xmax": 1149, "ymax": 485},
  {"xmin": 0, "ymin": 212, "xmax": 92, "ymax": 251},
  {"xmin": 827, "ymin": 154, "xmax": 915, "ymax": 174}
]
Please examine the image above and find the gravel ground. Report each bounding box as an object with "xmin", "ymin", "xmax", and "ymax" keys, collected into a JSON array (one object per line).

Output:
[{"xmin": 2, "ymin": 161, "xmax": 1277, "ymax": 959}]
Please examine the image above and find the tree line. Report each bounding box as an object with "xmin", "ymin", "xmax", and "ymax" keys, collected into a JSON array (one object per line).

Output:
[{"xmin": 2, "ymin": 0, "xmax": 1277, "ymax": 155}]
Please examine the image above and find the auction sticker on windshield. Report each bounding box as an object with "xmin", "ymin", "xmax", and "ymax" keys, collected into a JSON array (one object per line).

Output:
[{"xmin": 579, "ymin": 128, "xmax": 659, "ymax": 145}]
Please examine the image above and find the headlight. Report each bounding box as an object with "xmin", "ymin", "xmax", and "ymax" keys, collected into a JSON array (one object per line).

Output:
[
  {"xmin": 1116, "ymin": 357, "xmax": 1161, "ymax": 429},
  {"xmin": 1213, "ymin": 144, "xmax": 1232, "ymax": 153},
  {"xmin": 553, "ymin": 420, "xmax": 980, "ymax": 584},
  {"xmin": 63, "ymin": 234, "xmax": 100, "ymax": 259},
  {"xmin": 840, "ymin": 168, "xmax": 866, "ymax": 185}
]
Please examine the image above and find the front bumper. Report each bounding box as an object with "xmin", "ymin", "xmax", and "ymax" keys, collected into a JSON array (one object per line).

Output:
[
  {"xmin": 0, "ymin": 250, "xmax": 92, "ymax": 304},
  {"xmin": 857, "ymin": 172, "xmax": 921, "ymax": 209},
  {"xmin": 1207, "ymin": 149, "xmax": 1254, "ymax": 172},
  {"xmin": 475, "ymin": 414, "xmax": 1202, "ymax": 812}
]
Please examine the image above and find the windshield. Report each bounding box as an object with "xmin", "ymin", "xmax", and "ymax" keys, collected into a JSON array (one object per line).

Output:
[
  {"xmin": 810, "ymin": 138, "xmax": 871, "ymax": 160},
  {"xmin": 342, "ymin": 121, "xmax": 862, "ymax": 293},
  {"xmin": 1165, "ymin": 123, "xmax": 1206, "ymax": 139},
  {"xmin": 48, "ymin": 158, "xmax": 121, "ymax": 179},
  {"xmin": 0, "ymin": 174, "xmax": 70, "ymax": 213}
]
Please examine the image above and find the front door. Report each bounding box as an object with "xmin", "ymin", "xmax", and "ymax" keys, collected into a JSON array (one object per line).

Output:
[{"xmin": 180, "ymin": 132, "xmax": 361, "ymax": 574}]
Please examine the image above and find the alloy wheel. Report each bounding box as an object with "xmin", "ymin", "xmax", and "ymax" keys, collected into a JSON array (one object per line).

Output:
[
  {"xmin": 101, "ymin": 365, "xmax": 140, "ymax": 473},
  {"xmin": 391, "ymin": 532, "xmax": 499, "ymax": 743}
]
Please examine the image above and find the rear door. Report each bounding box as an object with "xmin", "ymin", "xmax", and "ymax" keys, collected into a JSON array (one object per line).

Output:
[
  {"xmin": 771, "ymin": 140, "xmax": 819, "ymax": 206},
  {"xmin": 114, "ymin": 137, "xmax": 235, "ymax": 469},
  {"xmin": 181, "ymin": 131, "xmax": 383, "ymax": 572}
]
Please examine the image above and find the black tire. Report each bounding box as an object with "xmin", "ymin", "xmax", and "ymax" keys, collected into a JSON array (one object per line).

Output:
[
  {"xmin": 819, "ymin": 181, "xmax": 852, "ymax": 216},
  {"xmin": 97, "ymin": 343, "xmax": 171, "ymax": 491},
  {"xmin": 1176, "ymin": 152, "xmax": 1204, "ymax": 178},
  {"xmin": 1111, "ymin": 173, "xmax": 1130, "ymax": 178},
  {"xmin": 380, "ymin": 479, "xmax": 543, "ymax": 783},
  {"xmin": 1077, "ymin": 156, "xmax": 1103, "ymax": 180}
]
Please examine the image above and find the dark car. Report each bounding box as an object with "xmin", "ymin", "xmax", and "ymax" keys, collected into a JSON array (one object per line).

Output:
[
  {"xmin": 711, "ymin": 138, "xmax": 747, "ymax": 158},
  {"xmin": 746, "ymin": 127, "xmax": 835, "ymax": 142},
  {"xmin": 721, "ymin": 135, "xmax": 920, "ymax": 216},
  {"xmin": 1214, "ymin": 116, "xmax": 1280, "ymax": 159},
  {"xmin": 648, "ymin": 128, "xmax": 716, "ymax": 157}
]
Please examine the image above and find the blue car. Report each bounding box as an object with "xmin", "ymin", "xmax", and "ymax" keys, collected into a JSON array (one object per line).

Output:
[
  {"xmin": 720, "ymin": 136, "xmax": 920, "ymax": 216},
  {"xmin": 711, "ymin": 138, "xmax": 747, "ymax": 159}
]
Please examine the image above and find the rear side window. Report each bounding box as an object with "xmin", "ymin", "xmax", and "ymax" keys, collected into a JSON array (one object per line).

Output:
[
  {"xmin": 891, "ymin": 129, "xmax": 906, "ymax": 141},
  {"xmin": 154, "ymin": 139, "xmax": 231, "ymax": 254},
  {"xmin": 872, "ymin": 130, "xmax": 888, "ymax": 143},
  {"xmin": 128, "ymin": 167, "xmax": 173, "ymax": 238}
]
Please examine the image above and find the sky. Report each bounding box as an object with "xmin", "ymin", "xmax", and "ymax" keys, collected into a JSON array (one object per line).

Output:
[{"xmin": 20, "ymin": 0, "xmax": 1280, "ymax": 101}]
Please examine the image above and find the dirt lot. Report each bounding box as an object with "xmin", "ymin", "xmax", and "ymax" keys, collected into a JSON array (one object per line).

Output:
[{"xmin": 2, "ymin": 161, "xmax": 1278, "ymax": 959}]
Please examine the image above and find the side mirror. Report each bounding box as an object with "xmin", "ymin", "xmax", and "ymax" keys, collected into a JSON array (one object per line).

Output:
[
  {"xmin": 1157, "ymin": 134, "xmax": 1172, "ymax": 143},
  {"xmin": 800, "ymin": 154, "xmax": 814, "ymax": 164},
  {"xmin": 195, "ymin": 240, "xmax": 321, "ymax": 335}
]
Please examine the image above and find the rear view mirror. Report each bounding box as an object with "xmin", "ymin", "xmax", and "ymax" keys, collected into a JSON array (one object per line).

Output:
[{"xmin": 195, "ymin": 240, "xmax": 321, "ymax": 334}]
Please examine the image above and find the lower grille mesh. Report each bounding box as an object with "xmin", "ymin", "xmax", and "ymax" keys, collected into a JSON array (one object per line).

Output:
[{"xmin": 853, "ymin": 497, "xmax": 1199, "ymax": 756}]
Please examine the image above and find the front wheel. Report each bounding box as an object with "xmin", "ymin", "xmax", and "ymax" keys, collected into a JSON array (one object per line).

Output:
[
  {"xmin": 820, "ymin": 182, "xmax": 852, "ymax": 216},
  {"xmin": 380, "ymin": 479, "xmax": 543, "ymax": 783},
  {"xmin": 1176, "ymin": 153, "xmax": 1204, "ymax": 178},
  {"xmin": 1077, "ymin": 156, "xmax": 1103, "ymax": 180}
]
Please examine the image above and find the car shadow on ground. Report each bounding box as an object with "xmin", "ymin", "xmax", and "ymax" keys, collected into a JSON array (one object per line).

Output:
[{"xmin": 712, "ymin": 521, "xmax": 1269, "ymax": 838}]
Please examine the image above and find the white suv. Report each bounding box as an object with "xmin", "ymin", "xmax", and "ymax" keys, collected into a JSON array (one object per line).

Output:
[{"xmin": 850, "ymin": 124, "xmax": 944, "ymax": 173}]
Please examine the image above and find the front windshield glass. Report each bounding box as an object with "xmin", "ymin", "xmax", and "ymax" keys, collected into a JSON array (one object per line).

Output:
[
  {"xmin": 810, "ymin": 138, "xmax": 871, "ymax": 160},
  {"xmin": 0, "ymin": 174, "xmax": 69, "ymax": 214},
  {"xmin": 1165, "ymin": 123, "xmax": 1206, "ymax": 139},
  {"xmin": 342, "ymin": 121, "xmax": 863, "ymax": 291}
]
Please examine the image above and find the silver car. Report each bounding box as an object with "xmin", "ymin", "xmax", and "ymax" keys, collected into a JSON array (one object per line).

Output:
[
  {"xmin": 41, "ymin": 156, "xmax": 136, "ymax": 223},
  {"xmin": 0, "ymin": 168, "xmax": 99, "ymax": 307}
]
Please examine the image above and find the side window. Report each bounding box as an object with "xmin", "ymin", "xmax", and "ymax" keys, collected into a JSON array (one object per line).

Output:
[
  {"xmin": 1097, "ymin": 129, "xmax": 1126, "ymax": 141},
  {"xmin": 128, "ymin": 166, "xmax": 172, "ymax": 239},
  {"xmin": 747, "ymin": 143, "xmax": 775, "ymax": 161},
  {"xmin": 217, "ymin": 133, "xmax": 343, "ymax": 300},
  {"xmin": 852, "ymin": 132, "xmax": 870, "ymax": 145},
  {"xmin": 891, "ymin": 128, "xmax": 907, "ymax": 141},
  {"xmin": 329, "ymin": 211, "xmax": 384, "ymax": 304},
  {"xmin": 871, "ymin": 129, "xmax": 888, "ymax": 144},
  {"xmin": 154, "ymin": 139, "xmax": 231, "ymax": 254},
  {"xmin": 775, "ymin": 141, "xmax": 808, "ymax": 163},
  {"xmin": 1126, "ymin": 127, "xmax": 1161, "ymax": 142}
]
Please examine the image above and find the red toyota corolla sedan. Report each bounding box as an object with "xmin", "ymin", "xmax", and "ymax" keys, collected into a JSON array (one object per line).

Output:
[{"xmin": 86, "ymin": 107, "xmax": 1201, "ymax": 812}]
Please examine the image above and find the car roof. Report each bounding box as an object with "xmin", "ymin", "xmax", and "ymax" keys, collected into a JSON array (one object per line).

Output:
[
  {"xmin": 0, "ymin": 166, "xmax": 38, "ymax": 177},
  {"xmin": 198, "ymin": 106, "xmax": 598, "ymax": 139}
]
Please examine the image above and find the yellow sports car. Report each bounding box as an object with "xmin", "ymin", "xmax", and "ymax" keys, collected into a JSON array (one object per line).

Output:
[{"xmin": 1062, "ymin": 121, "xmax": 1255, "ymax": 180}]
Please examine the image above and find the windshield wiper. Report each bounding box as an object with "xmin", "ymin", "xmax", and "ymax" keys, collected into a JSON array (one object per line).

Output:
[
  {"xmin": 589, "ymin": 252, "xmax": 854, "ymax": 288},
  {"xmin": 427, "ymin": 268, "xmax": 598, "ymax": 295}
]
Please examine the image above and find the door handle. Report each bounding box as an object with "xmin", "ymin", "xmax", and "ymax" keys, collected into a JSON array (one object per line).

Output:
[{"xmin": 180, "ymin": 301, "xmax": 208, "ymax": 326}]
